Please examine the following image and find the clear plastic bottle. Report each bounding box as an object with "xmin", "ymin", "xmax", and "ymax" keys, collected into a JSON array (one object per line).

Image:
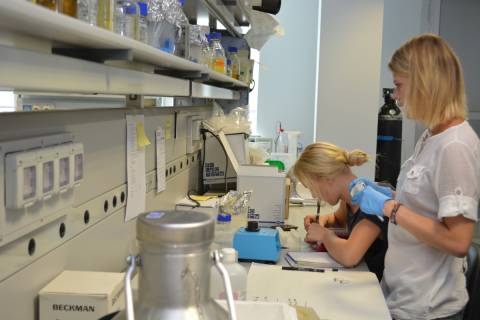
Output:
[
  {"xmin": 136, "ymin": 1, "xmax": 148, "ymax": 43},
  {"xmin": 274, "ymin": 122, "xmax": 289, "ymax": 153},
  {"xmin": 210, "ymin": 248, "xmax": 247, "ymax": 300},
  {"xmin": 77, "ymin": 0, "xmax": 98, "ymax": 26},
  {"xmin": 97, "ymin": 0, "xmax": 114, "ymax": 30},
  {"xmin": 213, "ymin": 213, "xmax": 233, "ymax": 249},
  {"xmin": 210, "ymin": 32, "xmax": 226, "ymax": 74},
  {"xmin": 114, "ymin": 0, "xmax": 138, "ymax": 39},
  {"xmin": 228, "ymin": 47, "xmax": 240, "ymax": 80}
]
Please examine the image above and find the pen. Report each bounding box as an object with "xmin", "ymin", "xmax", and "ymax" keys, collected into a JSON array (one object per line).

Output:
[
  {"xmin": 315, "ymin": 200, "xmax": 320, "ymax": 223},
  {"xmin": 282, "ymin": 266, "xmax": 325, "ymax": 272}
]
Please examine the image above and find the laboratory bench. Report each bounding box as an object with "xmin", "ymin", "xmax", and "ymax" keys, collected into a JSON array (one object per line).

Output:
[{"xmin": 236, "ymin": 204, "xmax": 391, "ymax": 320}]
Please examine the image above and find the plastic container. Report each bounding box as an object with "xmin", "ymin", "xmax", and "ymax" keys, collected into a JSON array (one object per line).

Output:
[
  {"xmin": 210, "ymin": 32, "xmax": 226, "ymax": 74},
  {"xmin": 285, "ymin": 131, "xmax": 301, "ymax": 157},
  {"xmin": 114, "ymin": 0, "xmax": 138, "ymax": 39},
  {"xmin": 136, "ymin": 1, "xmax": 148, "ymax": 43},
  {"xmin": 228, "ymin": 47, "xmax": 240, "ymax": 80},
  {"xmin": 210, "ymin": 248, "xmax": 247, "ymax": 300},
  {"xmin": 213, "ymin": 213, "xmax": 233, "ymax": 249},
  {"xmin": 97, "ymin": 0, "xmax": 114, "ymax": 30},
  {"xmin": 77, "ymin": 0, "xmax": 98, "ymax": 26}
]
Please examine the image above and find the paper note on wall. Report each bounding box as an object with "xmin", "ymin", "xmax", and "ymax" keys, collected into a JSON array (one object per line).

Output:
[
  {"xmin": 125, "ymin": 114, "xmax": 147, "ymax": 221},
  {"xmin": 156, "ymin": 127, "xmax": 166, "ymax": 193}
]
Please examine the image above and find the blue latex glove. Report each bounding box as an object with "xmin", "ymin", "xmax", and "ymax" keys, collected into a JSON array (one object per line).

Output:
[
  {"xmin": 349, "ymin": 180, "xmax": 392, "ymax": 217},
  {"xmin": 352, "ymin": 177, "xmax": 393, "ymax": 198}
]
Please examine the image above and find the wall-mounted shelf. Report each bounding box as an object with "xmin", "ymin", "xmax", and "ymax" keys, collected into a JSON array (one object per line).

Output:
[{"xmin": 0, "ymin": 0, "xmax": 249, "ymax": 93}]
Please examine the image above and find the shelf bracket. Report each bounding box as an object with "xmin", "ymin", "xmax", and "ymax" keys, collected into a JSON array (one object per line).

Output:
[
  {"xmin": 52, "ymin": 48, "xmax": 133, "ymax": 63},
  {"xmin": 155, "ymin": 69, "xmax": 209, "ymax": 81},
  {"xmin": 126, "ymin": 94, "xmax": 144, "ymax": 109}
]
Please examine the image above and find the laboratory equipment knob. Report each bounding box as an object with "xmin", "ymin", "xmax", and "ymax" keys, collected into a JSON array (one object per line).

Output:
[{"xmin": 246, "ymin": 220, "xmax": 260, "ymax": 232}]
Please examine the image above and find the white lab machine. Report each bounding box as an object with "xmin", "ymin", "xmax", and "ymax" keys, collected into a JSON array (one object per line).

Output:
[
  {"xmin": 237, "ymin": 165, "xmax": 287, "ymax": 227},
  {"xmin": 203, "ymin": 131, "xmax": 249, "ymax": 189}
]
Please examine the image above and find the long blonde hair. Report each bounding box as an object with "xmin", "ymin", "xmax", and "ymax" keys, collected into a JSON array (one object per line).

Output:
[
  {"xmin": 389, "ymin": 34, "xmax": 467, "ymax": 129},
  {"xmin": 293, "ymin": 142, "xmax": 368, "ymax": 187}
]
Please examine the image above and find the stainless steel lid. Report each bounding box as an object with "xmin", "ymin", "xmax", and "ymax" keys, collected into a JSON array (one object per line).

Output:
[{"xmin": 137, "ymin": 210, "xmax": 215, "ymax": 246}]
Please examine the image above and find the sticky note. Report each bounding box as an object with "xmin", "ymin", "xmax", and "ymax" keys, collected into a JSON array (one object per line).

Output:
[
  {"xmin": 165, "ymin": 118, "xmax": 173, "ymax": 140},
  {"xmin": 136, "ymin": 122, "xmax": 151, "ymax": 148}
]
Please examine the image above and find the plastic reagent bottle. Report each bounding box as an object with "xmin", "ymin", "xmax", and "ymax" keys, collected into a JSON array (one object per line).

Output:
[
  {"xmin": 213, "ymin": 213, "xmax": 233, "ymax": 249},
  {"xmin": 77, "ymin": 0, "xmax": 98, "ymax": 26},
  {"xmin": 210, "ymin": 248, "xmax": 247, "ymax": 300},
  {"xmin": 274, "ymin": 122, "xmax": 289, "ymax": 153},
  {"xmin": 114, "ymin": 0, "xmax": 138, "ymax": 39},
  {"xmin": 136, "ymin": 1, "xmax": 148, "ymax": 43},
  {"xmin": 210, "ymin": 32, "xmax": 226, "ymax": 74},
  {"xmin": 228, "ymin": 47, "xmax": 240, "ymax": 80}
]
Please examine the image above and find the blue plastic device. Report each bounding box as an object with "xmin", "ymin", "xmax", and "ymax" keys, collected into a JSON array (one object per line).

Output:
[{"xmin": 233, "ymin": 226, "xmax": 281, "ymax": 262}]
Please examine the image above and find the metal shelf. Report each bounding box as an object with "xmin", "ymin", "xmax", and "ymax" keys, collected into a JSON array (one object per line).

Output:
[
  {"xmin": 0, "ymin": 0, "xmax": 249, "ymax": 90},
  {"xmin": 0, "ymin": 45, "xmax": 190, "ymax": 96}
]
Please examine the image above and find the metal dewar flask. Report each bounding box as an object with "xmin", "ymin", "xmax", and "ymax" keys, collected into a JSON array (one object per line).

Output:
[{"xmin": 113, "ymin": 210, "xmax": 236, "ymax": 320}]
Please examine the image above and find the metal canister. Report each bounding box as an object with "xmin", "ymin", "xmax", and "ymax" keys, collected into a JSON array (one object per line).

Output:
[{"xmin": 113, "ymin": 210, "xmax": 236, "ymax": 320}]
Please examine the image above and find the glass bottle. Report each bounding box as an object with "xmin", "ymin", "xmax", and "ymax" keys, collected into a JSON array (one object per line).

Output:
[
  {"xmin": 77, "ymin": 0, "xmax": 98, "ymax": 26},
  {"xmin": 97, "ymin": 0, "xmax": 114, "ymax": 30},
  {"xmin": 136, "ymin": 1, "xmax": 148, "ymax": 43},
  {"xmin": 37, "ymin": 0, "xmax": 57, "ymax": 10},
  {"xmin": 226, "ymin": 58, "xmax": 232, "ymax": 77},
  {"xmin": 58, "ymin": 0, "xmax": 77, "ymax": 17},
  {"xmin": 210, "ymin": 32, "xmax": 226, "ymax": 74},
  {"xmin": 113, "ymin": 0, "xmax": 138, "ymax": 39},
  {"xmin": 228, "ymin": 47, "xmax": 240, "ymax": 80},
  {"xmin": 200, "ymin": 33, "xmax": 212, "ymax": 67}
]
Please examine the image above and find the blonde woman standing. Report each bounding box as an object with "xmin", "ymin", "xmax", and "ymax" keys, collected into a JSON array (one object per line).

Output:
[
  {"xmin": 293, "ymin": 142, "xmax": 389, "ymax": 280},
  {"xmin": 351, "ymin": 34, "xmax": 480, "ymax": 320}
]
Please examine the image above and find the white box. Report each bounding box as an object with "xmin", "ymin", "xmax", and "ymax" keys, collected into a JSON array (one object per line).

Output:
[
  {"xmin": 237, "ymin": 165, "xmax": 286, "ymax": 227},
  {"xmin": 39, "ymin": 271, "xmax": 125, "ymax": 320},
  {"xmin": 175, "ymin": 197, "xmax": 220, "ymax": 219}
]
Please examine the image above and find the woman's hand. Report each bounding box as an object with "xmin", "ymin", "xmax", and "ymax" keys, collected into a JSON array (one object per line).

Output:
[
  {"xmin": 305, "ymin": 223, "xmax": 332, "ymax": 243},
  {"xmin": 304, "ymin": 215, "xmax": 317, "ymax": 230},
  {"xmin": 304, "ymin": 214, "xmax": 329, "ymax": 230},
  {"xmin": 349, "ymin": 178, "xmax": 392, "ymax": 217}
]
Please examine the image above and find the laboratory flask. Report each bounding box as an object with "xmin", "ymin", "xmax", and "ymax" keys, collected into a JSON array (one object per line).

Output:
[{"xmin": 112, "ymin": 210, "xmax": 237, "ymax": 320}]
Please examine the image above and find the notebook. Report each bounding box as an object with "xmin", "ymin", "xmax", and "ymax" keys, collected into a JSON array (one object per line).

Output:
[{"xmin": 286, "ymin": 251, "xmax": 344, "ymax": 269}]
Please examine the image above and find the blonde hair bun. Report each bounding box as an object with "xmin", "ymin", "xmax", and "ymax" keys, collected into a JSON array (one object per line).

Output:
[{"xmin": 346, "ymin": 149, "xmax": 369, "ymax": 167}]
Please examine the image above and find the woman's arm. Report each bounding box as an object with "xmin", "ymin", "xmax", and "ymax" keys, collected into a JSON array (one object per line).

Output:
[
  {"xmin": 384, "ymin": 201, "xmax": 475, "ymax": 257},
  {"xmin": 305, "ymin": 219, "xmax": 381, "ymax": 267}
]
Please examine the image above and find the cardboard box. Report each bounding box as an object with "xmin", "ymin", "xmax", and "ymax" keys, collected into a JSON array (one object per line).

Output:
[{"xmin": 39, "ymin": 270, "xmax": 125, "ymax": 320}]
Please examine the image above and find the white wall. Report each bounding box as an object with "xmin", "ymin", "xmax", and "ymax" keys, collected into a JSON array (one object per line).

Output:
[
  {"xmin": 256, "ymin": 0, "xmax": 320, "ymax": 146},
  {"xmin": 439, "ymin": 0, "xmax": 480, "ymax": 112},
  {"xmin": 316, "ymin": 0, "xmax": 384, "ymax": 179}
]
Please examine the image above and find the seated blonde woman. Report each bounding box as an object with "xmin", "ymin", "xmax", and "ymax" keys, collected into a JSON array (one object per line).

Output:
[{"xmin": 293, "ymin": 142, "xmax": 390, "ymax": 280}]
